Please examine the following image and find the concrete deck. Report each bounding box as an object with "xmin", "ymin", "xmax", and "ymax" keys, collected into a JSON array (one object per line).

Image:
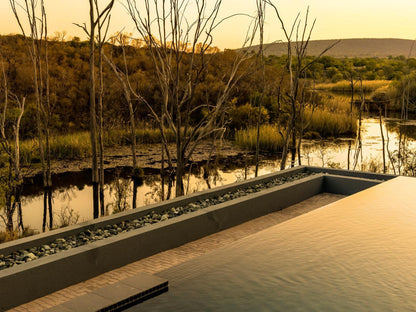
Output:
[{"xmin": 8, "ymin": 193, "xmax": 343, "ymax": 312}]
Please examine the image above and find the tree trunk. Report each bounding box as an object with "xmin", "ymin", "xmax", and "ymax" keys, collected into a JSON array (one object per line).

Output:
[
  {"xmin": 42, "ymin": 190, "xmax": 47, "ymax": 232},
  {"xmin": 48, "ymin": 187, "xmax": 53, "ymax": 228},
  {"xmin": 98, "ymin": 43, "xmax": 105, "ymax": 216},
  {"xmin": 132, "ymin": 179, "xmax": 138, "ymax": 209},
  {"xmin": 89, "ymin": 0, "xmax": 99, "ymax": 217},
  {"xmin": 290, "ymin": 128, "xmax": 297, "ymax": 167},
  {"xmin": 175, "ymin": 158, "xmax": 184, "ymax": 197},
  {"xmin": 280, "ymin": 131, "xmax": 290, "ymax": 170}
]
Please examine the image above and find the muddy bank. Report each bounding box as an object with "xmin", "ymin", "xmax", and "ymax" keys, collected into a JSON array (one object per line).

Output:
[
  {"xmin": 21, "ymin": 141, "xmax": 255, "ymax": 195},
  {"xmin": 22, "ymin": 141, "xmax": 246, "ymax": 178}
]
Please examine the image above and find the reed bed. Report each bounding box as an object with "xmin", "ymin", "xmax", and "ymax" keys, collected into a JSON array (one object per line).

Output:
[
  {"xmin": 316, "ymin": 80, "xmax": 391, "ymax": 93},
  {"xmin": 306, "ymin": 109, "xmax": 357, "ymax": 138},
  {"xmin": 19, "ymin": 127, "xmax": 175, "ymax": 165},
  {"xmin": 234, "ymin": 124, "xmax": 285, "ymax": 153},
  {"xmin": 235, "ymin": 97, "xmax": 357, "ymax": 153}
]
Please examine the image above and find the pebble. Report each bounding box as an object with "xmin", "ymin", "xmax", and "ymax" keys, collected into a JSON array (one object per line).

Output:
[
  {"xmin": 26, "ymin": 253, "xmax": 37, "ymax": 260},
  {"xmin": 0, "ymin": 171, "xmax": 312, "ymax": 271}
]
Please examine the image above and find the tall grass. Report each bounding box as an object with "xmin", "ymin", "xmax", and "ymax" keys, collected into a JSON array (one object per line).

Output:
[
  {"xmin": 235, "ymin": 96, "xmax": 358, "ymax": 152},
  {"xmin": 321, "ymin": 94, "xmax": 354, "ymax": 114},
  {"xmin": 19, "ymin": 127, "xmax": 176, "ymax": 165},
  {"xmin": 306, "ymin": 108, "xmax": 357, "ymax": 138},
  {"xmin": 235, "ymin": 124, "xmax": 285, "ymax": 152},
  {"xmin": 306, "ymin": 94, "xmax": 357, "ymax": 137},
  {"xmin": 316, "ymin": 80, "xmax": 391, "ymax": 93}
]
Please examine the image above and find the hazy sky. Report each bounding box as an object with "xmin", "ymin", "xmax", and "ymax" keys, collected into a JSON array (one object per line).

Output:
[{"xmin": 1, "ymin": 0, "xmax": 416, "ymax": 49}]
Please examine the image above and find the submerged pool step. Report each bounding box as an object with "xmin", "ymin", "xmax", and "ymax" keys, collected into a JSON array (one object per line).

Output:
[{"xmin": 45, "ymin": 272, "xmax": 168, "ymax": 312}]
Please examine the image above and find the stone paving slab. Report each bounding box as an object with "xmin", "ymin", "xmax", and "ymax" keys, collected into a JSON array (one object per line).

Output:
[
  {"xmin": 44, "ymin": 272, "xmax": 168, "ymax": 312},
  {"xmin": 7, "ymin": 193, "xmax": 343, "ymax": 312}
]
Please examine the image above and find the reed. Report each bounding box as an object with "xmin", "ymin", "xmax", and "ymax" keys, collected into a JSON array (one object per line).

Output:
[
  {"xmin": 306, "ymin": 108, "xmax": 357, "ymax": 138},
  {"xmin": 234, "ymin": 124, "xmax": 285, "ymax": 152},
  {"xmin": 18, "ymin": 126, "xmax": 176, "ymax": 165},
  {"xmin": 235, "ymin": 99, "xmax": 357, "ymax": 153},
  {"xmin": 316, "ymin": 80, "xmax": 391, "ymax": 93}
]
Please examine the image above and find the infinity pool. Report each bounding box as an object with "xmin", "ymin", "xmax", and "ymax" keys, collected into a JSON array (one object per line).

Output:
[{"xmin": 129, "ymin": 177, "xmax": 416, "ymax": 311}]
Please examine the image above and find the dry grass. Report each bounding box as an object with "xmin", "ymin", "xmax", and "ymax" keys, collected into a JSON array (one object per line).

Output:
[
  {"xmin": 19, "ymin": 127, "xmax": 175, "ymax": 165},
  {"xmin": 235, "ymin": 124, "xmax": 285, "ymax": 152},
  {"xmin": 316, "ymin": 80, "xmax": 391, "ymax": 93}
]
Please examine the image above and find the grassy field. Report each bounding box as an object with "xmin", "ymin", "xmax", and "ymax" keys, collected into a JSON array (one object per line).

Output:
[{"xmin": 315, "ymin": 80, "xmax": 391, "ymax": 94}]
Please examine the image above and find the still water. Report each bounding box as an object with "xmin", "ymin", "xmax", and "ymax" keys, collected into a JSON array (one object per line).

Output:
[
  {"xmin": 8, "ymin": 116, "xmax": 416, "ymax": 233},
  {"xmin": 131, "ymin": 177, "xmax": 416, "ymax": 311}
]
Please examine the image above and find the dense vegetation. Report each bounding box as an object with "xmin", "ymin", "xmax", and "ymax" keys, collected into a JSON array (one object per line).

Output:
[
  {"xmin": 1, "ymin": 34, "xmax": 415, "ymax": 162},
  {"xmin": 0, "ymin": 35, "xmax": 414, "ymax": 137}
]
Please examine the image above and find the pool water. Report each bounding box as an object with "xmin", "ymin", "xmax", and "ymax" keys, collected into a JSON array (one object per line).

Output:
[{"xmin": 129, "ymin": 177, "xmax": 416, "ymax": 311}]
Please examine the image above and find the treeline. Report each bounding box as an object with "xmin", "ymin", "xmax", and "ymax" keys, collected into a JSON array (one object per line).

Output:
[
  {"xmin": 0, "ymin": 35, "xmax": 259, "ymax": 138},
  {"xmin": 284, "ymin": 55, "xmax": 416, "ymax": 82}
]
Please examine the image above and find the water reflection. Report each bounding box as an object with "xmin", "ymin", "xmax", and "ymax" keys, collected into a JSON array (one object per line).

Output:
[{"xmin": 4, "ymin": 116, "xmax": 416, "ymax": 234}]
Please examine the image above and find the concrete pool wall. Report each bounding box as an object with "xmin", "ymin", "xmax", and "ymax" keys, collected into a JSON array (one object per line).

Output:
[{"xmin": 0, "ymin": 167, "xmax": 395, "ymax": 310}]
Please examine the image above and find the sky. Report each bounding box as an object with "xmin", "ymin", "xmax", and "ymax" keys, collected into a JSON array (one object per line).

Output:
[{"xmin": 0, "ymin": 0, "xmax": 416, "ymax": 49}]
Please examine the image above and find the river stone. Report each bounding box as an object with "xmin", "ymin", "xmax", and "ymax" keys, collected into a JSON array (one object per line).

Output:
[{"xmin": 25, "ymin": 253, "xmax": 37, "ymax": 261}]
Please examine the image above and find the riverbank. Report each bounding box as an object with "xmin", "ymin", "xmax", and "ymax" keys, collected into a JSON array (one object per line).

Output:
[{"xmin": 22, "ymin": 141, "xmax": 247, "ymax": 178}]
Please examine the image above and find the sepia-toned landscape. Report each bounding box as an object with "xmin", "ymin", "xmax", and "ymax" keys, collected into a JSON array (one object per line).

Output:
[{"xmin": 1, "ymin": 1, "xmax": 416, "ymax": 311}]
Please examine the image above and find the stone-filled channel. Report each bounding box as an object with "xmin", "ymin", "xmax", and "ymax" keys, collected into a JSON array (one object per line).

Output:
[{"xmin": 0, "ymin": 171, "xmax": 313, "ymax": 271}]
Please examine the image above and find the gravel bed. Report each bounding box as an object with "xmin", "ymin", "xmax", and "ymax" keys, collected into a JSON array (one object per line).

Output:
[{"xmin": 0, "ymin": 171, "xmax": 313, "ymax": 271}]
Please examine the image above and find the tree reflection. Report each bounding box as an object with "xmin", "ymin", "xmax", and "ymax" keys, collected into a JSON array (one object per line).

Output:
[
  {"xmin": 132, "ymin": 175, "xmax": 144, "ymax": 210},
  {"xmin": 42, "ymin": 188, "xmax": 53, "ymax": 232},
  {"xmin": 107, "ymin": 170, "xmax": 131, "ymax": 214}
]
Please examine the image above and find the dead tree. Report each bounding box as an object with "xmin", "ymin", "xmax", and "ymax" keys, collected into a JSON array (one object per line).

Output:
[
  {"xmin": 352, "ymin": 77, "xmax": 365, "ymax": 170},
  {"xmin": 0, "ymin": 58, "xmax": 25, "ymax": 233},
  {"xmin": 126, "ymin": 0, "xmax": 256, "ymax": 196},
  {"xmin": 75, "ymin": 0, "xmax": 114, "ymax": 218},
  {"xmin": 104, "ymin": 33, "xmax": 144, "ymax": 209},
  {"xmin": 345, "ymin": 67, "xmax": 357, "ymax": 170},
  {"xmin": 254, "ymin": 0, "xmax": 266, "ymax": 177},
  {"xmin": 9, "ymin": 0, "xmax": 53, "ymax": 229},
  {"xmin": 266, "ymin": 1, "xmax": 338, "ymax": 169}
]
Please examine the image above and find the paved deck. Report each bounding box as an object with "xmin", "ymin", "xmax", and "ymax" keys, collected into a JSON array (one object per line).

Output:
[
  {"xmin": 8, "ymin": 193, "xmax": 343, "ymax": 312},
  {"xmin": 132, "ymin": 176, "xmax": 416, "ymax": 311}
]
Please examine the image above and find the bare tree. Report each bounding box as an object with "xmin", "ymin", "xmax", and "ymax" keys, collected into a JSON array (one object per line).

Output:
[
  {"xmin": 352, "ymin": 77, "xmax": 365, "ymax": 170},
  {"xmin": 0, "ymin": 57, "xmax": 25, "ymax": 233},
  {"xmin": 75, "ymin": 0, "xmax": 114, "ymax": 217},
  {"xmin": 254, "ymin": 0, "xmax": 266, "ymax": 177},
  {"xmin": 126, "ymin": 0, "xmax": 256, "ymax": 196},
  {"xmin": 296, "ymin": 73, "xmax": 318, "ymax": 165},
  {"xmin": 104, "ymin": 33, "xmax": 143, "ymax": 208},
  {"xmin": 266, "ymin": 1, "xmax": 338, "ymax": 169},
  {"xmin": 377, "ymin": 103, "xmax": 386, "ymax": 173},
  {"xmin": 9, "ymin": 0, "xmax": 53, "ymax": 229},
  {"xmin": 345, "ymin": 66, "xmax": 357, "ymax": 170}
]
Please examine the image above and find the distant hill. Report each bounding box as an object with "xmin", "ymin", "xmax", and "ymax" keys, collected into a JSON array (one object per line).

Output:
[{"xmin": 248, "ymin": 38, "xmax": 416, "ymax": 58}]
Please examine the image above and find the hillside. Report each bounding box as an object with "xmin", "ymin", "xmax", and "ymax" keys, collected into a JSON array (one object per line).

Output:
[{"xmin": 251, "ymin": 38, "xmax": 416, "ymax": 58}]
